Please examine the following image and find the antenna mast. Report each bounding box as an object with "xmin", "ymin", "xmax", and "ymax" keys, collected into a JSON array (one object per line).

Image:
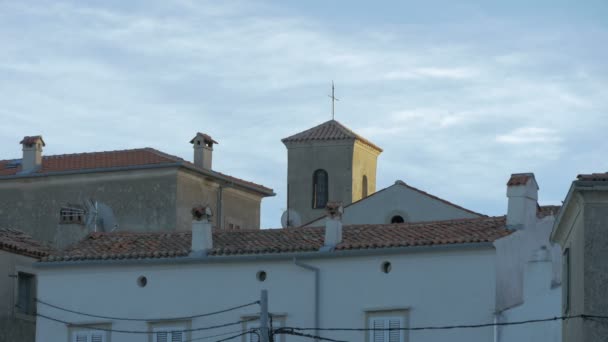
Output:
[{"xmin": 328, "ymin": 81, "xmax": 339, "ymax": 120}]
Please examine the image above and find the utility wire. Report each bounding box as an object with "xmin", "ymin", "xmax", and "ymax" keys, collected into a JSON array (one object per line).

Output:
[
  {"xmin": 281, "ymin": 314, "xmax": 608, "ymax": 333},
  {"xmin": 214, "ymin": 330, "xmax": 257, "ymax": 342},
  {"xmin": 184, "ymin": 329, "xmax": 258, "ymax": 342},
  {"xmin": 35, "ymin": 298, "xmax": 259, "ymax": 322},
  {"xmin": 274, "ymin": 328, "xmax": 348, "ymax": 342},
  {"xmin": 36, "ymin": 311, "xmax": 257, "ymax": 335}
]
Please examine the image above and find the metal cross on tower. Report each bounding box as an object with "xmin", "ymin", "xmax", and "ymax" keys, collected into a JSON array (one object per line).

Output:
[{"xmin": 328, "ymin": 81, "xmax": 339, "ymax": 120}]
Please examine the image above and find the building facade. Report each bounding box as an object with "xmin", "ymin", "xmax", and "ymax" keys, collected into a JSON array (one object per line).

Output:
[
  {"xmin": 35, "ymin": 208, "xmax": 509, "ymax": 342},
  {"xmin": 0, "ymin": 134, "xmax": 274, "ymax": 249},
  {"xmin": 551, "ymin": 172, "xmax": 608, "ymax": 342},
  {"xmin": 0, "ymin": 228, "xmax": 53, "ymax": 342}
]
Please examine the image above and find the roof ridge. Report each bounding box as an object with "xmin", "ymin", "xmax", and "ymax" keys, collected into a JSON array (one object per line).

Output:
[
  {"xmin": 395, "ymin": 182, "xmax": 486, "ymax": 217},
  {"xmin": 41, "ymin": 148, "xmax": 153, "ymax": 159}
]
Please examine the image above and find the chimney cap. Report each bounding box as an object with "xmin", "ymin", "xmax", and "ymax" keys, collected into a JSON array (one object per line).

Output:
[
  {"xmin": 191, "ymin": 205, "xmax": 213, "ymax": 221},
  {"xmin": 325, "ymin": 201, "xmax": 344, "ymax": 219},
  {"xmin": 507, "ymin": 173, "xmax": 538, "ymax": 189},
  {"xmin": 19, "ymin": 135, "xmax": 45, "ymax": 147},
  {"xmin": 190, "ymin": 133, "xmax": 218, "ymax": 146}
]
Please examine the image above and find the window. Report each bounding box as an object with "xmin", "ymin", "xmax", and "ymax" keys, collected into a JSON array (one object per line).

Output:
[
  {"xmin": 367, "ymin": 310, "xmax": 408, "ymax": 342},
  {"xmin": 362, "ymin": 175, "xmax": 368, "ymax": 198},
  {"xmin": 391, "ymin": 216, "xmax": 405, "ymax": 224},
  {"xmin": 17, "ymin": 272, "xmax": 35, "ymax": 315},
  {"xmin": 60, "ymin": 205, "xmax": 85, "ymax": 224},
  {"xmin": 563, "ymin": 248, "xmax": 570, "ymax": 313},
  {"xmin": 153, "ymin": 326, "xmax": 185, "ymax": 342},
  {"xmin": 71, "ymin": 329, "xmax": 107, "ymax": 342},
  {"xmin": 312, "ymin": 169, "xmax": 328, "ymax": 209}
]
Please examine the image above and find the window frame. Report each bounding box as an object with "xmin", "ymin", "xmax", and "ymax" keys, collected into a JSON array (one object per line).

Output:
[
  {"xmin": 13, "ymin": 265, "xmax": 37, "ymax": 322},
  {"xmin": 148, "ymin": 320, "xmax": 190, "ymax": 342},
  {"xmin": 59, "ymin": 205, "xmax": 86, "ymax": 225},
  {"xmin": 365, "ymin": 309, "xmax": 409, "ymax": 342},
  {"xmin": 69, "ymin": 324, "xmax": 111, "ymax": 342},
  {"xmin": 312, "ymin": 169, "xmax": 329, "ymax": 209}
]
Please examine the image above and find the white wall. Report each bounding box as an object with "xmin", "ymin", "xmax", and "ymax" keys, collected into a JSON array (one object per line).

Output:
[
  {"xmin": 36, "ymin": 248, "xmax": 496, "ymax": 342},
  {"xmin": 304, "ymin": 183, "xmax": 480, "ymax": 227}
]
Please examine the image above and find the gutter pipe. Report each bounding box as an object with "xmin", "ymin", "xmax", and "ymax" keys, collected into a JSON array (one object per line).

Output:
[{"xmin": 293, "ymin": 257, "xmax": 320, "ymax": 341}]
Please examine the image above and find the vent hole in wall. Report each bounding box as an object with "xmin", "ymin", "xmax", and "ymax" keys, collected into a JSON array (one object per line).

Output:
[
  {"xmin": 256, "ymin": 271, "xmax": 267, "ymax": 282},
  {"xmin": 137, "ymin": 276, "xmax": 148, "ymax": 287},
  {"xmin": 391, "ymin": 215, "xmax": 405, "ymax": 223},
  {"xmin": 381, "ymin": 261, "xmax": 392, "ymax": 274}
]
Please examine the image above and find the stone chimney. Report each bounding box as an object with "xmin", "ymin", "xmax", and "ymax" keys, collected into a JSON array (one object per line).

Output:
[
  {"xmin": 506, "ymin": 173, "xmax": 538, "ymax": 230},
  {"xmin": 523, "ymin": 245, "xmax": 553, "ymax": 302},
  {"xmin": 321, "ymin": 202, "xmax": 343, "ymax": 251},
  {"xmin": 19, "ymin": 135, "xmax": 45, "ymax": 173},
  {"xmin": 190, "ymin": 205, "xmax": 213, "ymax": 257},
  {"xmin": 190, "ymin": 133, "xmax": 217, "ymax": 170}
]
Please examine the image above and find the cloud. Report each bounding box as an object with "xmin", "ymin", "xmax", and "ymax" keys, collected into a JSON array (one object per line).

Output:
[{"xmin": 496, "ymin": 127, "xmax": 561, "ymax": 144}]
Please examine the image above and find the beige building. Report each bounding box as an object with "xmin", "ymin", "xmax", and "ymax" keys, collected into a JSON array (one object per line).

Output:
[
  {"xmin": 0, "ymin": 133, "xmax": 274, "ymax": 249},
  {"xmin": 551, "ymin": 172, "xmax": 608, "ymax": 342},
  {"xmin": 282, "ymin": 120, "xmax": 383, "ymax": 225},
  {"xmin": 0, "ymin": 228, "xmax": 54, "ymax": 342}
]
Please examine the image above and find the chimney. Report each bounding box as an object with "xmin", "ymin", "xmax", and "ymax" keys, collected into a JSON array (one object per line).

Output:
[
  {"xmin": 506, "ymin": 173, "xmax": 538, "ymax": 230},
  {"xmin": 190, "ymin": 133, "xmax": 217, "ymax": 170},
  {"xmin": 19, "ymin": 136, "xmax": 45, "ymax": 173},
  {"xmin": 190, "ymin": 205, "xmax": 213, "ymax": 257},
  {"xmin": 321, "ymin": 202, "xmax": 343, "ymax": 251},
  {"xmin": 523, "ymin": 245, "xmax": 553, "ymax": 302}
]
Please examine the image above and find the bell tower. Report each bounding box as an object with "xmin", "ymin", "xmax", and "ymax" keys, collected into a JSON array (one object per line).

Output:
[{"xmin": 282, "ymin": 120, "xmax": 382, "ymax": 225}]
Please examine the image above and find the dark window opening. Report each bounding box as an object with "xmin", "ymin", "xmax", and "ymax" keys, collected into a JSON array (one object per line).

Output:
[
  {"xmin": 312, "ymin": 169, "xmax": 329, "ymax": 209},
  {"xmin": 17, "ymin": 272, "xmax": 35, "ymax": 315},
  {"xmin": 381, "ymin": 261, "xmax": 392, "ymax": 274},
  {"xmin": 362, "ymin": 175, "xmax": 368, "ymax": 198},
  {"xmin": 60, "ymin": 206, "xmax": 85, "ymax": 225},
  {"xmin": 391, "ymin": 215, "xmax": 405, "ymax": 224},
  {"xmin": 257, "ymin": 271, "xmax": 267, "ymax": 282}
]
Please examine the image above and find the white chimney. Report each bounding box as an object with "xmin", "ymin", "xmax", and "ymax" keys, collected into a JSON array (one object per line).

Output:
[
  {"xmin": 322, "ymin": 202, "xmax": 343, "ymax": 251},
  {"xmin": 190, "ymin": 133, "xmax": 217, "ymax": 170},
  {"xmin": 523, "ymin": 246, "xmax": 553, "ymax": 302},
  {"xmin": 190, "ymin": 206, "xmax": 213, "ymax": 257},
  {"xmin": 19, "ymin": 135, "xmax": 45, "ymax": 173},
  {"xmin": 506, "ymin": 173, "xmax": 538, "ymax": 230}
]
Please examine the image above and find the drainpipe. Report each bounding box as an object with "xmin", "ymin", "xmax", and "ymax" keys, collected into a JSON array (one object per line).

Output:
[
  {"xmin": 293, "ymin": 257, "xmax": 319, "ymax": 341},
  {"xmin": 494, "ymin": 312, "xmax": 499, "ymax": 342},
  {"xmin": 217, "ymin": 185, "xmax": 223, "ymax": 229}
]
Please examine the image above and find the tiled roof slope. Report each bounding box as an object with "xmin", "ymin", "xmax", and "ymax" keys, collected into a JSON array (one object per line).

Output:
[
  {"xmin": 0, "ymin": 148, "xmax": 273, "ymax": 195},
  {"xmin": 44, "ymin": 216, "xmax": 509, "ymax": 262},
  {"xmin": 538, "ymin": 205, "xmax": 561, "ymax": 218},
  {"xmin": 282, "ymin": 120, "xmax": 383, "ymax": 152},
  {"xmin": 577, "ymin": 173, "xmax": 608, "ymax": 181},
  {"xmin": 0, "ymin": 228, "xmax": 54, "ymax": 258}
]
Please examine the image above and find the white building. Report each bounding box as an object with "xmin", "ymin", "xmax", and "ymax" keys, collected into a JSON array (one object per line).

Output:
[{"xmin": 35, "ymin": 206, "xmax": 509, "ymax": 342}]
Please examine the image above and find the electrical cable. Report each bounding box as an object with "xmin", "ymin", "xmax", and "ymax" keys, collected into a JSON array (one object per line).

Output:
[
  {"xmin": 184, "ymin": 329, "xmax": 258, "ymax": 342},
  {"xmin": 274, "ymin": 328, "xmax": 348, "ymax": 342},
  {"xmin": 214, "ymin": 330, "xmax": 257, "ymax": 342},
  {"xmin": 36, "ymin": 311, "xmax": 258, "ymax": 334},
  {"xmin": 35, "ymin": 298, "xmax": 259, "ymax": 322}
]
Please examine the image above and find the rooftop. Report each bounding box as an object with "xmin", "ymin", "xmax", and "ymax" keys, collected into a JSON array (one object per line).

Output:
[
  {"xmin": 0, "ymin": 228, "xmax": 54, "ymax": 259},
  {"xmin": 43, "ymin": 216, "xmax": 510, "ymax": 262},
  {"xmin": 281, "ymin": 120, "xmax": 383, "ymax": 152},
  {"xmin": 577, "ymin": 173, "xmax": 608, "ymax": 181},
  {"xmin": 0, "ymin": 148, "xmax": 274, "ymax": 196}
]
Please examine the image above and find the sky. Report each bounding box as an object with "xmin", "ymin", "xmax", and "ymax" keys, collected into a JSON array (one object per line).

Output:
[{"xmin": 1, "ymin": 1, "xmax": 607, "ymax": 228}]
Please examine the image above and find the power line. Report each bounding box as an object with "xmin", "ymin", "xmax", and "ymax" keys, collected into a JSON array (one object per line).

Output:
[
  {"xmin": 280, "ymin": 314, "xmax": 608, "ymax": 333},
  {"xmin": 274, "ymin": 328, "xmax": 348, "ymax": 342},
  {"xmin": 215, "ymin": 330, "xmax": 257, "ymax": 342},
  {"xmin": 36, "ymin": 298, "xmax": 259, "ymax": 322},
  {"xmin": 184, "ymin": 329, "xmax": 258, "ymax": 342},
  {"xmin": 36, "ymin": 311, "xmax": 258, "ymax": 335}
]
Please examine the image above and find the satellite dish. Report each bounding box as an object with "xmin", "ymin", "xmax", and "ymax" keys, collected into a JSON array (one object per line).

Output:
[
  {"xmin": 281, "ymin": 209, "xmax": 302, "ymax": 228},
  {"xmin": 84, "ymin": 199, "xmax": 119, "ymax": 232}
]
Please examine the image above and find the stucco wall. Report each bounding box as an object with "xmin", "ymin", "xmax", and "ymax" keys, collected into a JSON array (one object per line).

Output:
[
  {"xmin": 286, "ymin": 141, "xmax": 354, "ymax": 224},
  {"xmin": 36, "ymin": 248, "xmax": 496, "ymax": 342},
  {"xmin": 0, "ymin": 250, "xmax": 37, "ymax": 342},
  {"xmin": 175, "ymin": 170, "xmax": 262, "ymax": 230},
  {"xmin": 305, "ymin": 183, "xmax": 481, "ymax": 227},
  {"xmin": 0, "ymin": 168, "xmax": 178, "ymax": 249},
  {"xmin": 351, "ymin": 141, "xmax": 379, "ymax": 203},
  {"xmin": 583, "ymin": 200, "xmax": 608, "ymax": 342}
]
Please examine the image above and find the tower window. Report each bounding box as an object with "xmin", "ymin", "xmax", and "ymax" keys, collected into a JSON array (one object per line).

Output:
[
  {"xmin": 362, "ymin": 175, "xmax": 368, "ymax": 198},
  {"xmin": 312, "ymin": 169, "xmax": 328, "ymax": 209},
  {"xmin": 391, "ymin": 215, "xmax": 405, "ymax": 223}
]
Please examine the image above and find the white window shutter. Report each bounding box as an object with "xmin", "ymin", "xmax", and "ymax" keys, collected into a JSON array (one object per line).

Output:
[
  {"xmin": 388, "ymin": 318, "xmax": 402, "ymax": 342},
  {"xmin": 155, "ymin": 331, "xmax": 168, "ymax": 342},
  {"xmin": 74, "ymin": 334, "xmax": 88, "ymax": 342},
  {"xmin": 171, "ymin": 331, "xmax": 184, "ymax": 342},
  {"xmin": 372, "ymin": 318, "xmax": 386, "ymax": 342}
]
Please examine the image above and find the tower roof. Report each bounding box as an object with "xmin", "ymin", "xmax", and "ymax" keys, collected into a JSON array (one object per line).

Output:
[{"xmin": 281, "ymin": 120, "xmax": 382, "ymax": 152}]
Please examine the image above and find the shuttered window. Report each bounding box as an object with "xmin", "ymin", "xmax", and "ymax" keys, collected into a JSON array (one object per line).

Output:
[
  {"xmin": 71, "ymin": 330, "xmax": 106, "ymax": 342},
  {"xmin": 153, "ymin": 326, "xmax": 185, "ymax": 342},
  {"xmin": 369, "ymin": 316, "xmax": 404, "ymax": 342}
]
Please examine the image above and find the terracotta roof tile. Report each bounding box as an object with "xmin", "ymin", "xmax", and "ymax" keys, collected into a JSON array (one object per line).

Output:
[
  {"xmin": 0, "ymin": 148, "xmax": 273, "ymax": 195},
  {"xmin": 0, "ymin": 228, "xmax": 55, "ymax": 258},
  {"xmin": 282, "ymin": 120, "xmax": 382, "ymax": 152},
  {"xmin": 19, "ymin": 135, "xmax": 45, "ymax": 147},
  {"xmin": 44, "ymin": 216, "xmax": 509, "ymax": 262},
  {"xmin": 507, "ymin": 174, "xmax": 532, "ymax": 186},
  {"xmin": 577, "ymin": 173, "xmax": 608, "ymax": 181}
]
